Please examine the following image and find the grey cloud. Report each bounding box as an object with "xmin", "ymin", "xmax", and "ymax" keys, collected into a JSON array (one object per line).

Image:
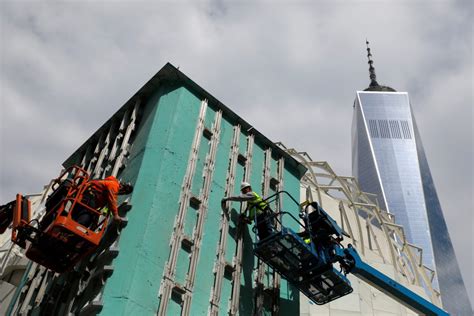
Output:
[{"xmin": 0, "ymin": 0, "xmax": 472, "ymax": 306}]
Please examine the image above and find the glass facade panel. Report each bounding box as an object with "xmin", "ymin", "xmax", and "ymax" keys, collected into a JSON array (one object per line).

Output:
[
  {"xmin": 352, "ymin": 90, "xmax": 472, "ymax": 315},
  {"xmin": 352, "ymin": 91, "xmax": 435, "ymax": 274},
  {"xmin": 352, "ymin": 100, "xmax": 387, "ymax": 211},
  {"xmin": 412, "ymin": 118, "xmax": 472, "ymax": 315}
]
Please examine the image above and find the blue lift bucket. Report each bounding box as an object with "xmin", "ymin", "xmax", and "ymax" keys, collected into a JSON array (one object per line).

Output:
[{"xmin": 254, "ymin": 225, "xmax": 353, "ymax": 304}]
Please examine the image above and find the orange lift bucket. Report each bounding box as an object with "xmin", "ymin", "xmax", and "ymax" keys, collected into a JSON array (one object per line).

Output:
[{"xmin": 11, "ymin": 166, "xmax": 110, "ymax": 273}]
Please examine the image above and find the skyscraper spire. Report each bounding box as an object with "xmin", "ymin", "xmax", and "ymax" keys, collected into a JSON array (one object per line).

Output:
[
  {"xmin": 363, "ymin": 40, "xmax": 396, "ymax": 92},
  {"xmin": 366, "ymin": 40, "xmax": 379, "ymax": 87}
]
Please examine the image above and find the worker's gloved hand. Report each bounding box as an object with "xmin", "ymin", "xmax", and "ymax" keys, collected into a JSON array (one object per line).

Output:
[
  {"xmin": 113, "ymin": 214, "xmax": 123, "ymax": 225},
  {"xmin": 221, "ymin": 198, "xmax": 228, "ymax": 210}
]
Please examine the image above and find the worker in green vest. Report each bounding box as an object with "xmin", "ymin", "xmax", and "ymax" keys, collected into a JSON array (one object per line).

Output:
[{"xmin": 221, "ymin": 182, "xmax": 273, "ymax": 241}]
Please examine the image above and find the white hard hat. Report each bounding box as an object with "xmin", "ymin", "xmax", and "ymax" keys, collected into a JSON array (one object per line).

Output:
[{"xmin": 240, "ymin": 182, "xmax": 251, "ymax": 191}]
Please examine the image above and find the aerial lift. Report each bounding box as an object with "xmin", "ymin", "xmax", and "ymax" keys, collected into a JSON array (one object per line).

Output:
[
  {"xmin": 251, "ymin": 191, "xmax": 449, "ymax": 316},
  {"xmin": 0, "ymin": 166, "xmax": 112, "ymax": 273},
  {"xmin": 0, "ymin": 172, "xmax": 449, "ymax": 314}
]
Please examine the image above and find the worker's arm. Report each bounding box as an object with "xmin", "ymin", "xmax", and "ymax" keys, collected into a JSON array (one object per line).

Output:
[
  {"xmin": 222, "ymin": 192, "xmax": 255, "ymax": 202},
  {"xmin": 105, "ymin": 189, "xmax": 121, "ymax": 222},
  {"xmin": 221, "ymin": 192, "xmax": 255, "ymax": 223}
]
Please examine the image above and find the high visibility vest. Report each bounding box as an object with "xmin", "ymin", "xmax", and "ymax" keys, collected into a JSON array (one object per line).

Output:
[
  {"xmin": 101, "ymin": 206, "xmax": 110, "ymax": 216},
  {"xmin": 248, "ymin": 192, "xmax": 268, "ymax": 219},
  {"xmin": 84, "ymin": 185, "xmax": 110, "ymax": 216}
]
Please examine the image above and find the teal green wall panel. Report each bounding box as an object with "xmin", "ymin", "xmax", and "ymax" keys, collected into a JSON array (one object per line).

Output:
[
  {"xmin": 189, "ymin": 116, "xmax": 233, "ymax": 315},
  {"xmin": 238, "ymin": 133, "xmax": 247, "ymax": 156},
  {"xmin": 166, "ymin": 297, "xmax": 182, "ymax": 315},
  {"xmin": 239, "ymin": 226, "xmax": 255, "ymax": 315},
  {"xmin": 278, "ymin": 168, "xmax": 302, "ymax": 316},
  {"xmin": 224, "ymin": 165, "xmax": 243, "ymax": 264},
  {"xmin": 94, "ymin": 77, "xmax": 304, "ymax": 315},
  {"xmin": 190, "ymin": 127, "xmax": 210, "ymax": 197},
  {"xmin": 239, "ymin": 141, "xmax": 266, "ymax": 313},
  {"xmin": 281, "ymin": 168, "xmax": 302, "ymax": 231},
  {"xmin": 100, "ymin": 85, "xmax": 202, "ymax": 315},
  {"xmin": 96, "ymin": 82, "xmax": 299, "ymax": 315},
  {"xmin": 9, "ymin": 64, "xmax": 308, "ymax": 316}
]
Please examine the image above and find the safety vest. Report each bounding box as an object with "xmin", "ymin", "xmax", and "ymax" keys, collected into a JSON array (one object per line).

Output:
[
  {"xmin": 101, "ymin": 206, "xmax": 110, "ymax": 216},
  {"xmin": 84, "ymin": 184, "xmax": 111, "ymax": 216},
  {"xmin": 248, "ymin": 192, "xmax": 268, "ymax": 219}
]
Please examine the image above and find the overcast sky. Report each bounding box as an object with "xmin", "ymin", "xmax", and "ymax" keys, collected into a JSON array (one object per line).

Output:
[{"xmin": 0, "ymin": 0, "xmax": 472, "ymax": 306}]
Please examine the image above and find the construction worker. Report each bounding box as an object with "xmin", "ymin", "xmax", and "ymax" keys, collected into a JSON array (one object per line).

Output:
[
  {"xmin": 221, "ymin": 182, "xmax": 273, "ymax": 241},
  {"xmin": 297, "ymin": 201, "xmax": 350, "ymax": 246},
  {"xmin": 73, "ymin": 176, "xmax": 133, "ymax": 228}
]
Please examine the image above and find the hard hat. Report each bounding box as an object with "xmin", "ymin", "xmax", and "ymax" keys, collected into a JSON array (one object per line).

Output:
[{"xmin": 240, "ymin": 182, "xmax": 251, "ymax": 191}]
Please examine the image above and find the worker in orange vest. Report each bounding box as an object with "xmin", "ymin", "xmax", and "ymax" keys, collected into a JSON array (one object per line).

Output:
[{"xmin": 74, "ymin": 176, "xmax": 133, "ymax": 228}]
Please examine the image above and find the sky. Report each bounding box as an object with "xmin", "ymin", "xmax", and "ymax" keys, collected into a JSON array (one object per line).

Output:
[{"xmin": 0, "ymin": 0, "xmax": 472, "ymax": 307}]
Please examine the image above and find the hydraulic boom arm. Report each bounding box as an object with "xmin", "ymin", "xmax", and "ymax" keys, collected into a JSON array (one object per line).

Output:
[
  {"xmin": 251, "ymin": 194, "xmax": 449, "ymax": 316},
  {"xmin": 336, "ymin": 245, "xmax": 449, "ymax": 316}
]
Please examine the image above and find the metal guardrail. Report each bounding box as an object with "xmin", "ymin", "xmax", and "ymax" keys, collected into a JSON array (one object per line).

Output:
[{"xmin": 251, "ymin": 191, "xmax": 306, "ymax": 244}]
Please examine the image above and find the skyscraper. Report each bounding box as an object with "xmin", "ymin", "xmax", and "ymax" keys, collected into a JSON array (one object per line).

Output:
[{"xmin": 351, "ymin": 42, "xmax": 472, "ymax": 315}]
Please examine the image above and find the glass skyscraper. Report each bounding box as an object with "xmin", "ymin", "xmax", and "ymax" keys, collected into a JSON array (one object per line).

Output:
[{"xmin": 351, "ymin": 43, "xmax": 472, "ymax": 315}]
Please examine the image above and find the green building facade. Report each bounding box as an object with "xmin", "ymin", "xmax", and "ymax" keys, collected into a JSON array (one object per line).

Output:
[{"xmin": 6, "ymin": 63, "xmax": 306, "ymax": 315}]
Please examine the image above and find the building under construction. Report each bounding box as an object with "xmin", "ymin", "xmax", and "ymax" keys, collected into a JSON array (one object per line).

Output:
[{"xmin": 0, "ymin": 63, "xmax": 445, "ymax": 315}]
